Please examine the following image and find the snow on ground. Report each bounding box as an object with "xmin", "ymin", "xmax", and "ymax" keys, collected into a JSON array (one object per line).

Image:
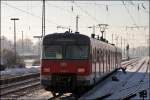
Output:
[
  {"xmin": 107, "ymin": 58, "xmax": 149, "ymax": 99},
  {"xmin": 0, "ymin": 66, "xmax": 40, "ymax": 78},
  {"xmin": 80, "ymin": 57, "xmax": 149, "ymax": 100},
  {"xmin": 26, "ymin": 65, "xmax": 40, "ymax": 69},
  {"xmin": 19, "ymin": 89, "xmax": 53, "ymax": 100}
]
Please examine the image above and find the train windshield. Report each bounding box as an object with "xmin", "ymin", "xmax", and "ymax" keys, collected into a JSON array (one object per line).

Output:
[
  {"xmin": 43, "ymin": 45, "xmax": 89, "ymax": 59},
  {"xmin": 44, "ymin": 45, "xmax": 63, "ymax": 59},
  {"xmin": 65, "ymin": 45, "xmax": 89, "ymax": 59}
]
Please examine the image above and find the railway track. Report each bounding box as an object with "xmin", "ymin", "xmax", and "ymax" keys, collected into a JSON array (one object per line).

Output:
[
  {"xmin": 79, "ymin": 57, "xmax": 148, "ymax": 100},
  {"xmin": 103, "ymin": 57, "xmax": 149, "ymax": 99},
  {"xmin": 121, "ymin": 58, "xmax": 146, "ymax": 87},
  {"xmin": 0, "ymin": 73, "xmax": 40, "ymax": 85},
  {"xmin": 119, "ymin": 57, "xmax": 149, "ymax": 100},
  {"xmin": 121, "ymin": 58, "xmax": 140, "ymax": 68},
  {"xmin": 0, "ymin": 74, "xmax": 40, "ymax": 98}
]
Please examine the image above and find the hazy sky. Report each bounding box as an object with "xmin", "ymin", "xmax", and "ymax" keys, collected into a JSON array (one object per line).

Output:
[{"xmin": 1, "ymin": 1, "xmax": 149, "ymax": 48}]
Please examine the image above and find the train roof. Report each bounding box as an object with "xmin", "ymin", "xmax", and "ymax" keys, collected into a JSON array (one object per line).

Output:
[
  {"xmin": 89, "ymin": 35, "xmax": 121, "ymax": 53},
  {"xmin": 43, "ymin": 31, "xmax": 90, "ymax": 45},
  {"xmin": 43, "ymin": 31, "xmax": 121, "ymax": 53}
]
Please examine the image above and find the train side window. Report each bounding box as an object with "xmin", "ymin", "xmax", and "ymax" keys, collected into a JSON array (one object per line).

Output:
[
  {"xmin": 89, "ymin": 46, "xmax": 92, "ymax": 60},
  {"xmin": 106, "ymin": 51, "xmax": 108, "ymax": 72},
  {"xmin": 97, "ymin": 50, "xmax": 99, "ymax": 62},
  {"xmin": 115, "ymin": 52, "xmax": 117, "ymax": 68},
  {"xmin": 92, "ymin": 48, "xmax": 95, "ymax": 62},
  {"xmin": 110, "ymin": 52, "xmax": 113, "ymax": 70},
  {"xmin": 106, "ymin": 50, "xmax": 108, "ymax": 72},
  {"xmin": 92, "ymin": 47, "xmax": 97, "ymax": 62},
  {"xmin": 107, "ymin": 51, "xmax": 109, "ymax": 72},
  {"xmin": 117, "ymin": 52, "xmax": 118, "ymax": 68},
  {"xmin": 101, "ymin": 50, "xmax": 104, "ymax": 73}
]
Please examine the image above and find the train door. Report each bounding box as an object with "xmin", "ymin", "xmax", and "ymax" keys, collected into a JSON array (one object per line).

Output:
[
  {"xmin": 99, "ymin": 49, "xmax": 102, "ymax": 75},
  {"xmin": 106, "ymin": 50, "xmax": 108, "ymax": 73},
  {"xmin": 119, "ymin": 53, "xmax": 122, "ymax": 67},
  {"xmin": 102, "ymin": 50, "xmax": 105, "ymax": 74},
  {"xmin": 92, "ymin": 47, "xmax": 96, "ymax": 83},
  {"xmin": 117, "ymin": 52, "xmax": 119, "ymax": 68},
  {"xmin": 113, "ymin": 52, "xmax": 116, "ymax": 69},
  {"xmin": 110, "ymin": 51, "xmax": 112, "ymax": 71},
  {"xmin": 115, "ymin": 52, "xmax": 118, "ymax": 69},
  {"xmin": 104, "ymin": 50, "xmax": 107, "ymax": 73},
  {"xmin": 111, "ymin": 52, "xmax": 113, "ymax": 71},
  {"xmin": 108, "ymin": 50, "xmax": 110, "ymax": 72},
  {"xmin": 96, "ymin": 49, "xmax": 100, "ymax": 78},
  {"xmin": 113, "ymin": 52, "xmax": 115, "ymax": 69}
]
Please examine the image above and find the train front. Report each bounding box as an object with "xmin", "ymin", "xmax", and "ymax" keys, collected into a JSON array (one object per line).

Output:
[{"xmin": 41, "ymin": 32, "xmax": 91, "ymax": 93}]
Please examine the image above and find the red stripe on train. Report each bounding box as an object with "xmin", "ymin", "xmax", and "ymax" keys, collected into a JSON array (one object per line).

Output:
[{"xmin": 41, "ymin": 60, "xmax": 91, "ymax": 76}]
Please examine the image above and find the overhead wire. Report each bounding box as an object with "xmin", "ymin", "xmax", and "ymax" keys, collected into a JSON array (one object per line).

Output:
[
  {"xmin": 2, "ymin": 1, "xmax": 148, "ymax": 32},
  {"xmin": 128, "ymin": 1, "xmax": 149, "ymax": 14},
  {"xmin": 75, "ymin": 2, "xmax": 148, "ymax": 6},
  {"xmin": 2, "ymin": 2, "xmax": 58, "ymax": 26},
  {"xmin": 122, "ymin": 1, "xmax": 137, "ymax": 26},
  {"xmin": 74, "ymin": 2, "xmax": 101, "ymax": 24},
  {"xmin": 46, "ymin": 1, "xmax": 76, "ymax": 31},
  {"xmin": 46, "ymin": 2, "xmax": 76, "ymax": 15}
]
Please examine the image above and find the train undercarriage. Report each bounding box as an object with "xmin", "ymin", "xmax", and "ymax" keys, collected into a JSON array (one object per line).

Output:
[{"xmin": 42, "ymin": 73, "xmax": 91, "ymax": 96}]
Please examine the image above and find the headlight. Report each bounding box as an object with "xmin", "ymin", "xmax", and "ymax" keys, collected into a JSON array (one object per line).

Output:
[
  {"xmin": 78, "ymin": 68, "xmax": 85, "ymax": 73},
  {"xmin": 43, "ymin": 67, "xmax": 50, "ymax": 72}
]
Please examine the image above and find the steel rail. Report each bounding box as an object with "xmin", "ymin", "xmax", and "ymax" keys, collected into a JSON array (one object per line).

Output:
[
  {"xmin": 0, "ymin": 78, "xmax": 40, "ymax": 97},
  {"xmin": 79, "ymin": 58, "xmax": 143, "ymax": 99},
  {"xmin": 0, "ymin": 73, "xmax": 40, "ymax": 85},
  {"xmin": 119, "ymin": 58, "xmax": 149, "ymax": 100}
]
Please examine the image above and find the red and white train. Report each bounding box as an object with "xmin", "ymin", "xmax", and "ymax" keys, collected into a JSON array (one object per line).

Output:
[{"xmin": 41, "ymin": 31, "xmax": 122, "ymax": 93}]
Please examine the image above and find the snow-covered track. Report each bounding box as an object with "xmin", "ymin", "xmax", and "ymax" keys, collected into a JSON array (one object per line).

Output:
[
  {"xmin": 0, "ymin": 73, "xmax": 39, "ymax": 85},
  {"xmin": 0, "ymin": 73, "xmax": 40, "ymax": 98},
  {"xmin": 79, "ymin": 57, "xmax": 149, "ymax": 100},
  {"xmin": 121, "ymin": 58, "xmax": 140, "ymax": 68},
  {"xmin": 119, "ymin": 57, "xmax": 149, "ymax": 100}
]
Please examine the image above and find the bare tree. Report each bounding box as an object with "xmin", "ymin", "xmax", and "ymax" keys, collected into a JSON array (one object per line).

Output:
[{"xmin": 2, "ymin": 49, "xmax": 25, "ymax": 68}]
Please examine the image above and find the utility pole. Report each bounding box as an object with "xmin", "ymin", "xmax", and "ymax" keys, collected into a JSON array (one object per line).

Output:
[
  {"xmin": 124, "ymin": 38, "xmax": 126, "ymax": 58},
  {"xmin": 126, "ymin": 25, "xmax": 147, "ymax": 58},
  {"xmin": 88, "ymin": 25, "xmax": 95, "ymax": 34},
  {"xmin": 11, "ymin": 18, "xmax": 19, "ymax": 65},
  {"xmin": 22, "ymin": 31, "xmax": 24, "ymax": 59},
  {"xmin": 0, "ymin": 34, "xmax": 1, "ymax": 65},
  {"xmin": 121, "ymin": 36, "xmax": 122, "ymax": 53},
  {"xmin": 112, "ymin": 34, "xmax": 113, "ymax": 44},
  {"xmin": 115, "ymin": 34, "xmax": 119, "ymax": 46},
  {"xmin": 126, "ymin": 43, "xmax": 129, "ymax": 60},
  {"xmin": 33, "ymin": 36, "xmax": 42, "ymax": 56},
  {"xmin": 76, "ymin": 15, "xmax": 79, "ymax": 32},
  {"xmin": 42, "ymin": 0, "xmax": 46, "ymax": 37}
]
